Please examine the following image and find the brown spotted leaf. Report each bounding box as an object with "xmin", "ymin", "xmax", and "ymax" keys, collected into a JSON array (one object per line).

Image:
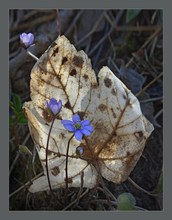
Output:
[{"xmin": 23, "ymin": 35, "xmax": 154, "ymax": 193}]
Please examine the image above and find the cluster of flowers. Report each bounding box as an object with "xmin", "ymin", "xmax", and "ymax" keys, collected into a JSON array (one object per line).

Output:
[{"xmin": 46, "ymin": 98, "xmax": 94, "ymax": 141}]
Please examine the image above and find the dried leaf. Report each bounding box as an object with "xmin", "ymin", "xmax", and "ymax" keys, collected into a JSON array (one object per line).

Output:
[{"xmin": 23, "ymin": 35, "xmax": 154, "ymax": 193}]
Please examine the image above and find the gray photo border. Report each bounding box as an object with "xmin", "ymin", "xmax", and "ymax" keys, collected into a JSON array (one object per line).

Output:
[{"xmin": 2, "ymin": 0, "xmax": 170, "ymax": 219}]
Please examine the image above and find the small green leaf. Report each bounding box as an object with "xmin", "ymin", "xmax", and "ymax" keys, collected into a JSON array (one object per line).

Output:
[
  {"xmin": 126, "ymin": 9, "xmax": 142, "ymax": 23},
  {"xmin": 19, "ymin": 145, "xmax": 32, "ymax": 156},
  {"xmin": 17, "ymin": 114, "xmax": 27, "ymax": 124},
  {"xmin": 117, "ymin": 193, "xmax": 136, "ymax": 210},
  {"xmin": 12, "ymin": 93, "xmax": 22, "ymax": 112},
  {"xmin": 18, "ymin": 117, "xmax": 28, "ymax": 124}
]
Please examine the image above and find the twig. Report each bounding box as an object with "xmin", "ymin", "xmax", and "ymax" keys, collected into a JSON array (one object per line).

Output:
[
  {"xmin": 128, "ymin": 177, "xmax": 157, "ymax": 197},
  {"xmin": 154, "ymin": 109, "xmax": 163, "ymax": 120},
  {"xmin": 115, "ymin": 25, "xmax": 161, "ymax": 32},
  {"xmin": 75, "ymin": 171, "xmax": 84, "ymax": 206},
  {"xmin": 90, "ymin": 199, "xmax": 117, "ymax": 207},
  {"xmin": 11, "ymin": 12, "xmax": 56, "ymax": 32},
  {"xmin": 9, "ymin": 133, "xmax": 31, "ymax": 175},
  {"xmin": 9, "ymin": 172, "xmax": 44, "ymax": 198},
  {"xmin": 75, "ymin": 11, "xmax": 105, "ymax": 46},
  {"xmin": 98, "ymin": 186, "xmax": 117, "ymax": 202},
  {"xmin": 9, "ymin": 151, "xmax": 20, "ymax": 175},
  {"xmin": 22, "ymin": 10, "xmax": 54, "ymax": 22},
  {"xmin": 150, "ymin": 36, "xmax": 158, "ymax": 57},
  {"xmin": 65, "ymin": 10, "xmax": 84, "ymax": 36},
  {"xmin": 126, "ymin": 26, "xmax": 162, "ymax": 68},
  {"xmin": 9, "ymin": 35, "xmax": 20, "ymax": 44},
  {"xmin": 95, "ymin": 163, "xmax": 113, "ymax": 209},
  {"xmin": 22, "ymin": 133, "xmax": 31, "ymax": 145},
  {"xmin": 140, "ymin": 96, "xmax": 163, "ymax": 103},
  {"xmin": 104, "ymin": 13, "xmax": 161, "ymax": 32},
  {"xmin": 62, "ymin": 188, "xmax": 89, "ymax": 211},
  {"xmin": 88, "ymin": 10, "xmax": 124, "ymax": 56},
  {"xmin": 136, "ymin": 72, "xmax": 163, "ymax": 97}
]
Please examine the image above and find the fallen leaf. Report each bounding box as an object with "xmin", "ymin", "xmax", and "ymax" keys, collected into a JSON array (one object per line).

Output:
[{"xmin": 23, "ymin": 35, "xmax": 154, "ymax": 193}]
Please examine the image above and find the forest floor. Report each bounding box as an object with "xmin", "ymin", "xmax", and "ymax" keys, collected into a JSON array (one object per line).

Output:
[{"xmin": 9, "ymin": 9, "xmax": 163, "ymax": 211}]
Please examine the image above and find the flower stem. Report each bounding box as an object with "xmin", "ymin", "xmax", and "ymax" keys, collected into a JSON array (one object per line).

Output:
[
  {"xmin": 45, "ymin": 117, "xmax": 56, "ymax": 196},
  {"xmin": 26, "ymin": 49, "xmax": 39, "ymax": 61},
  {"xmin": 65, "ymin": 134, "xmax": 74, "ymax": 202}
]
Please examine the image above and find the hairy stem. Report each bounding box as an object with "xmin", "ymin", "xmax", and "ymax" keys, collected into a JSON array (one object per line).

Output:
[
  {"xmin": 45, "ymin": 117, "xmax": 56, "ymax": 196},
  {"xmin": 65, "ymin": 134, "xmax": 74, "ymax": 201},
  {"xmin": 26, "ymin": 49, "xmax": 39, "ymax": 61}
]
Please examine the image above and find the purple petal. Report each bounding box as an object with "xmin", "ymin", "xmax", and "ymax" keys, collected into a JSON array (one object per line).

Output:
[
  {"xmin": 49, "ymin": 98, "xmax": 57, "ymax": 104},
  {"xmin": 46, "ymin": 98, "xmax": 62, "ymax": 115},
  {"xmin": 62, "ymin": 124, "xmax": 75, "ymax": 132},
  {"xmin": 72, "ymin": 114, "xmax": 81, "ymax": 123},
  {"xmin": 81, "ymin": 128, "xmax": 92, "ymax": 136},
  {"xmin": 74, "ymin": 130, "xmax": 83, "ymax": 141},
  {"xmin": 57, "ymin": 100, "xmax": 62, "ymax": 110},
  {"xmin": 20, "ymin": 33, "xmax": 27, "ymax": 40},
  {"xmin": 83, "ymin": 125, "xmax": 94, "ymax": 132},
  {"xmin": 81, "ymin": 119, "xmax": 90, "ymax": 126},
  {"xmin": 76, "ymin": 146, "xmax": 84, "ymax": 155},
  {"xmin": 51, "ymin": 105, "xmax": 59, "ymax": 115},
  {"xmin": 28, "ymin": 33, "xmax": 34, "ymax": 44},
  {"xmin": 61, "ymin": 120, "xmax": 73, "ymax": 125},
  {"xmin": 46, "ymin": 100, "xmax": 50, "ymax": 108}
]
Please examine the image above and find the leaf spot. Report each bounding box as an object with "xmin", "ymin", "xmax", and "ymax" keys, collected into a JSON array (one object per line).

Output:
[
  {"xmin": 65, "ymin": 177, "xmax": 73, "ymax": 183},
  {"xmin": 64, "ymin": 101, "xmax": 72, "ymax": 110},
  {"xmin": 111, "ymin": 88, "xmax": 117, "ymax": 96},
  {"xmin": 92, "ymin": 83, "xmax": 98, "ymax": 89},
  {"xmin": 98, "ymin": 104, "xmax": 107, "ymax": 112},
  {"xmin": 77, "ymin": 111, "xmax": 85, "ymax": 120},
  {"xmin": 52, "ymin": 47, "xmax": 59, "ymax": 57},
  {"xmin": 42, "ymin": 109, "xmax": 53, "ymax": 122},
  {"xmin": 122, "ymin": 94, "xmax": 127, "ymax": 100},
  {"xmin": 51, "ymin": 166, "xmax": 60, "ymax": 176},
  {"xmin": 62, "ymin": 57, "xmax": 68, "ymax": 65},
  {"xmin": 83, "ymin": 74, "xmax": 89, "ymax": 80},
  {"xmin": 134, "ymin": 132, "xmax": 144, "ymax": 141},
  {"xmin": 111, "ymin": 108, "xmax": 116, "ymax": 118},
  {"xmin": 69, "ymin": 69, "xmax": 77, "ymax": 76},
  {"xmin": 72, "ymin": 55, "xmax": 84, "ymax": 68},
  {"xmin": 104, "ymin": 77, "xmax": 112, "ymax": 88}
]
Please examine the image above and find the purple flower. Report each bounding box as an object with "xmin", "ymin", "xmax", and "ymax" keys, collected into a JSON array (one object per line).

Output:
[
  {"xmin": 61, "ymin": 114, "xmax": 94, "ymax": 141},
  {"xmin": 46, "ymin": 98, "xmax": 62, "ymax": 115},
  {"xmin": 20, "ymin": 33, "xmax": 34, "ymax": 47},
  {"xmin": 76, "ymin": 146, "xmax": 84, "ymax": 155}
]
